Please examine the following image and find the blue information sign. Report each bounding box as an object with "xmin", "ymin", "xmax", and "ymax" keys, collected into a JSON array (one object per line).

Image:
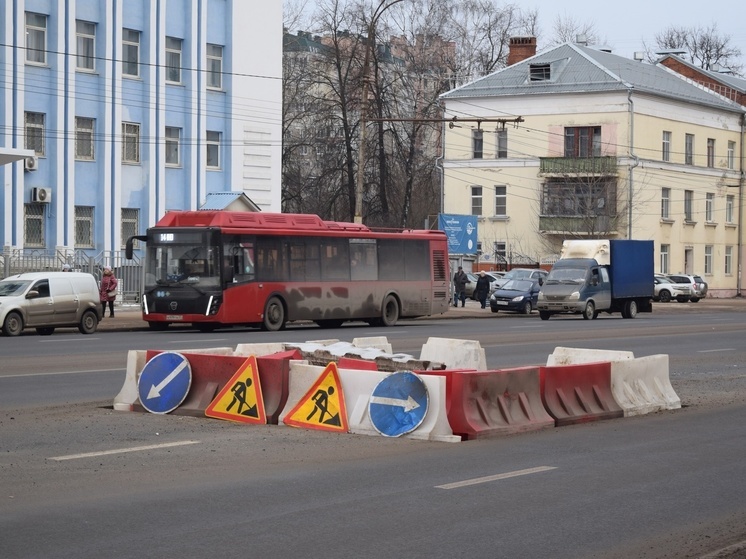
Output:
[
  {"xmin": 438, "ymin": 214, "xmax": 478, "ymax": 255},
  {"xmin": 137, "ymin": 352, "xmax": 192, "ymax": 414},
  {"xmin": 369, "ymin": 372, "xmax": 429, "ymax": 437}
]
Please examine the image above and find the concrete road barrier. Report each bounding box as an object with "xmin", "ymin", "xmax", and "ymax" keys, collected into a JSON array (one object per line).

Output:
[
  {"xmin": 610, "ymin": 354, "xmax": 681, "ymax": 416},
  {"xmin": 420, "ymin": 337, "xmax": 487, "ymax": 371}
]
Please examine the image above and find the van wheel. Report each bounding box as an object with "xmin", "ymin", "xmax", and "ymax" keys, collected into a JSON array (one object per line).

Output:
[
  {"xmin": 539, "ymin": 311, "xmax": 551, "ymax": 321},
  {"xmin": 262, "ymin": 296, "xmax": 286, "ymax": 331},
  {"xmin": 2, "ymin": 312, "xmax": 23, "ymax": 336},
  {"xmin": 36, "ymin": 327, "xmax": 55, "ymax": 336},
  {"xmin": 381, "ymin": 294, "xmax": 399, "ymax": 327},
  {"xmin": 78, "ymin": 310, "xmax": 99, "ymax": 334},
  {"xmin": 622, "ymin": 300, "xmax": 638, "ymax": 319},
  {"xmin": 583, "ymin": 301, "xmax": 598, "ymax": 320}
]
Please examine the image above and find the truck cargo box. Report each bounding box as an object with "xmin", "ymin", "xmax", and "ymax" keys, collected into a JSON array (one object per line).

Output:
[{"xmin": 608, "ymin": 240, "xmax": 654, "ymax": 299}]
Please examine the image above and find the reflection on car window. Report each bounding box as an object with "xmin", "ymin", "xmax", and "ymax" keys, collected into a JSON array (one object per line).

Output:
[{"xmin": 0, "ymin": 280, "xmax": 31, "ymax": 296}]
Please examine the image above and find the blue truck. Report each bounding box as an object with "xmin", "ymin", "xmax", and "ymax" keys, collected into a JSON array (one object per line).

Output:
[{"xmin": 536, "ymin": 239, "xmax": 654, "ymax": 320}]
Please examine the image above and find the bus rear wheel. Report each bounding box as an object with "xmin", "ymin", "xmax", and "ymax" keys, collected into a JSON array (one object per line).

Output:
[
  {"xmin": 381, "ymin": 295, "xmax": 399, "ymax": 327},
  {"xmin": 262, "ymin": 296, "xmax": 286, "ymax": 331}
]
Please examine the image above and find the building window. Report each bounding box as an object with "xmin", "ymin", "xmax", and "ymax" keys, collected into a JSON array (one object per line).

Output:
[
  {"xmin": 24, "ymin": 204, "xmax": 46, "ymax": 247},
  {"xmin": 705, "ymin": 193, "xmax": 714, "ymax": 222},
  {"xmin": 471, "ymin": 186, "xmax": 482, "ymax": 216},
  {"xmin": 726, "ymin": 195, "xmax": 734, "ymax": 223},
  {"xmin": 121, "ymin": 208, "xmax": 139, "ymax": 250},
  {"xmin": 207, "ymin": 44, "xmax": 223, "ymax": 89},
  {"xmin": 122, "ymin": 28, "xmax": 140, "ymax": 77},
  {"xmin": 662, "ymin": 131, "xmax": 671, "ymax": 162},
  {"xmin": 496, "ymin": 129, "xmax": 507, "ymax": 158},
  {"xmin": 684, "ymin": 190, "xmax": 693, "ymax": 221},
  {"xmin": 685, "ymin": 134, "xmax": 694, "ymax": 165},
  {"xmin": 529, "ymin": 63, "xmax": 550, "ymax": 81},
  {"xmin": 206, "ymin": 131, "xmax": 221, "ymax": 169},
  {"xmin": 564, "ymin": 126, "xmax": 601, "ymax": 157},
  {"xmin": 24, "ymin": 112, "xmax": 45, "ymax": 156},
  {"xmin": 493, "ymin": 241, "xmax": 507, "ymax": 262},
  {"xmin": 661, "ymin": 187, "xmax": 670, "ymax": 219},
  {"xmin": 76, "ymin": 20, "xmax": 95, "ymax": 71},
  {"xmin": 75, "ymin": 117, "xmax": 95, "ymax": 160},
  {"xmin": 74, "ymin": 206, "xmax": 94, "ymax": 248},
  {"xmin": 660, "ymin": 244, "xmax": 669, "ymax": 274},
  {"xmin": 494, "ymin": 185, "xmax": 506, "ymax": 216},
  {"xmin": 704, "ymin": 245, "xmax": 713, "ymax": 274},
  {"xmin": 707, "ymin": 138, "xmax": 715, "ymax": 168},
  {"xmin": 165, "ymin": 127, "xmax": 181, "ymax": 166},
  {"xmin": 472, "ymin": 129, "xmax": 483, "ymax": 159},
  {"xmin": 122, "ymin": 122, "xmax": 140, "ymax": 163},
  {"xmin": 25, "ymin": 12, "xmax": 47, "ymax": 64},
  {"xmin": 166, "ymin": 37, "xmax": 182, "ymax": 83},
  {"xmin": 725, "ymin": 246, "xmax": 733, "ymax": 275},
  {"xmin": 727, "ymin": 141, "xmax": 735, "ymax": 170}
]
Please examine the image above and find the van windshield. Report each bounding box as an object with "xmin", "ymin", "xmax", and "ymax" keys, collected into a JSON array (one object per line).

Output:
[
  {"xmin": 0, "ymin": 280, "xmax": 31, "ymax": 296},
  {"xmin": 545, "ymin": 267, "xmax": 587, "ymax": 284}
]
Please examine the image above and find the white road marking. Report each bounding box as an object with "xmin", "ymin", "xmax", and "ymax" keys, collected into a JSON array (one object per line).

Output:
[
  {"xmin": 0, "ymin": 368, "xmax": 124, "ymax": 379},
  {"xmin": 435, "ymin": 466, "xmax": 557, "ymax": 490},
  {"xmin": 698, "ymin": 348, "xmax": 736, "ymax": 353},
  {"xmin": 167, "ymin": 339, "xmax": 228, "ymax": 344},
  {"xmin": 38, "ymin": 338, "xmax": 101, "ymax": 343},
  {"xmin": 49, "ymin": 440, "xmax": 201, "ymax": 461}
]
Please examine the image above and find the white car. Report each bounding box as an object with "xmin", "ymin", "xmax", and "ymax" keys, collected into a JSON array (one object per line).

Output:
[{"xmin": 653, "ymin": 276, "xmax": 690, "ymax": 303}]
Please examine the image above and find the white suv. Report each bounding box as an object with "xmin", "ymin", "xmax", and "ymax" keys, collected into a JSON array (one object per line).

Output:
[
  {"xmin": 666, "ymin": 274, "xmax": 708, "ymax": 303},
  {"xmin": 653, "ymin": 276, "xmax": 690, "ymax": 303}
]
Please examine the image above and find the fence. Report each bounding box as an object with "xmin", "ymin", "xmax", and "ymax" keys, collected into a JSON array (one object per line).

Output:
[{"xmin": 1, "ymin": 248, "xmax": 142, "ymax": 305}]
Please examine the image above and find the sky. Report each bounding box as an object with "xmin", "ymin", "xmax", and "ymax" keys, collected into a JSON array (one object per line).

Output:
[
  {"xmin": 526, "ymin": 0, "xmax": 745, "ymax": 68},
  {"xmin": 290, "ymin": 1, "xmax": 746, "ymax": 71}
]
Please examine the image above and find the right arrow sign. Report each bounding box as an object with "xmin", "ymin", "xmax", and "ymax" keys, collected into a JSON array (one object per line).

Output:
[{"xmin": 368, "ymin": 371, "xmax": 429, "ymax": 437}]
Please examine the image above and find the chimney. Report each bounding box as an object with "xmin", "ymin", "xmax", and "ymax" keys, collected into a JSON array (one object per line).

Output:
[{"xmin": 507, "ymin": 36, "xmax": 537, "ymax": 66}]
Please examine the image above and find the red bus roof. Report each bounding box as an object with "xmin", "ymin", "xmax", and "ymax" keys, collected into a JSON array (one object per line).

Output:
[{"xmin": 154, "ymin": 211, "xmax": 445, "ymax": 239}]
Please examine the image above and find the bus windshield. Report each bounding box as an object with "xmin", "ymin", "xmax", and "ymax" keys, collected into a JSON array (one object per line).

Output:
[{"xmin": 145, "ymin": 243, "xmax": 221, "ymax": 287}]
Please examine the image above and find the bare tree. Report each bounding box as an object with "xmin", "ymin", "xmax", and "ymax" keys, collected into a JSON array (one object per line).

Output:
[
  {"xmin": 545, "ymin": 13, "xmax": 600, "ymax": 48},
  {"xmin": 650, "ymin": 24, "xmax": 743, "ymax": 76}
]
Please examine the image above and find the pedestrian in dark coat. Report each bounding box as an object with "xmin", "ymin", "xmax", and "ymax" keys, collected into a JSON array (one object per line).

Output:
[
  {"xmin": 453, "ymin": 266, "xmax": 468, "ymax": 307},
  {"xmin": 100, "ymin": 266, "xmax": 118, "ymax": 318},
  {"xmin": 475, "ymin": 271, "xmax": 491, "ymax": 309}
]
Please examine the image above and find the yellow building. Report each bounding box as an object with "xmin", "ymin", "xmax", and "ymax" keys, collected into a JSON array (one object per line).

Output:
[{"xmin": 441, "ymin": 40, "xmax": 745, "ymax": 297}]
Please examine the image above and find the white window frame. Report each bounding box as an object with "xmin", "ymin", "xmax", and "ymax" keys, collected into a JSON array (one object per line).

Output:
[
  {"xmin": 706, "ymin": 138, "xmax": 715, "ymax": 168},
  {"xmin": 662, "ymin": 131, "xmax": 671, "ymax": 162},
  {"xmin": 122, "ymin": 122, "xmax": 140, "ymax": 163},
  {"xmin": 471, "ymin": 185, "xmax": 482, "ymax": 216},
  {"xmin": 75, "ymin": 117, "xmax": 95, "ymax": 160},
  {"xmin": 25, "ymin": 112, "xmax": 46, "ymax": 156},
  {"xmin": 472, "ymin": 129, "xmax": 483, "ymax": 159},
  {"xmin": 704, "ymin": 245, "xmax": 713, "ymax": 275},
  {"xmin": 165, "ymin": 126, "xmax": 181, "ymax": 166},
  {"xmin": 727, "ymin": 141, "xmax": 735, "ymax": 170},
  {"xmin": 725, "ymin": 246, "xmax": 733, "ymax": 275},
  {"xmin": 684, "ymin": 190, "xmax": 693, "ymax": 221},
  {"xmin": 495, "ymin": 129, "xmax": 507, "ymax": 158},
  {"xmin": 76, "ymin": 20, "xmax": 96, "ymax": 71},
  {"xmin": 166, "ymin": 37, "xmax": 182, "ymax": 83},
  {"xmin": 661, "ymin": 187, "xmax": 670, "ymax": 219},
  {"xmin": 660, "ymin": 244, "xmax": 670, "ymax": 274},
  {"xmin": 74, "ymin": 206, "xmax": 95, "ymax": 248},
  {"xmin": 726, "ymin": 195, "xmax": 734, "ymax": 223},
  {"xmin": 25, "ymin": 12, "xmax": 47, "ymax": 65},
  {"xmin": 494, "ymin": 185, "xmax": 506, "ymax": 216},
  {"xmin": 206, "ymin": 130, "xmax": 221, "ymax": 169},
  {"xmin": 705, "ymin": 193, "xmax": 714, "ymax": 222},
  {"xmin": 207, "ymin": 44, "xmax": 223, "ymax": 89},
  {"xmin": 685, "ymin": 134, "xmax": 694, "ymax": 165},
  {"xmin": 24, "ymin": 203, "xmax": 46, "ymax": 248},
  {"xmin": 122, "ymin": 28, "xmax": 140, "ymax": 77}
]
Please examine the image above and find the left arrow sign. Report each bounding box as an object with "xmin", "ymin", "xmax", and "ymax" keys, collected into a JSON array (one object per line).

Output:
[{"xmin": 147, "ymin": 360, "xmax": 188, "ymax": 399}]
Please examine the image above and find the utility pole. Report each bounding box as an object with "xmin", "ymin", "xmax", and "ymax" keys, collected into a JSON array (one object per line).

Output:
[{"xmin": 354, "ymin": 0, "xmax": 405, "ymax": 224}]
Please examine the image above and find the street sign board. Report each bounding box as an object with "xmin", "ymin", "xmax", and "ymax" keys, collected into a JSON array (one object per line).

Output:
[
  {"xmin": 369, "ymin": 371, "xmax": 429, "ymax": 437},
  {"xmin": 438, "ymin": 214, "xmax": 478, "ymax": 255},
  {"xmin": 137, "ymin": 352, "xmax": 192, "ymax": 414}
]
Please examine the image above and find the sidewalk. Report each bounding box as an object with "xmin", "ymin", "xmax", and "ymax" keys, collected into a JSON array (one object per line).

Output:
[{"xmin": 97, "ymin": 296, "xmax": 745, "ymax": 332}]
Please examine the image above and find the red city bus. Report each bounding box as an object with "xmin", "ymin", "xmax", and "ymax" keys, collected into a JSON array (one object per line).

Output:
[{"xmin": 126, "ymin": 211, "xmax": 450, "ymax": 331}]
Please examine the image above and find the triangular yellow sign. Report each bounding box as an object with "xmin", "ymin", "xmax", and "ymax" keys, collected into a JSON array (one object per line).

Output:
[
  {"xmin": 283, "ymin": 362, "xmax": 348, "ymax": 433},
  {"xmin": 205, "ymin": 355, "xmax": 266, "ymax": 424}
]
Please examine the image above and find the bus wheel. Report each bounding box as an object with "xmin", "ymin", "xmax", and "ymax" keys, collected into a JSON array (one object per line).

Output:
[
  {"xmin": 381, "ymin": 295, "xmax": 399, "ymax": 327},
  {"xmin": 148, "ymin": 322, "xmax": 169, "ymax": 331},
  {"xmin": 316, "ymin": 319, "xmax": 343, "ymax": 329},
  {"xmin": 262, "ymin": 296, "xmax": 286, "ymax": 331}
]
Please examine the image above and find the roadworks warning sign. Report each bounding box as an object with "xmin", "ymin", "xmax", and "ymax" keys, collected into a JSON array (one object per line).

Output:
[
  {"xmin": 283, "ymin": 362, "xmax": 348, "ymax": 433},
  {"xmin": 205, "ymin": 355, "xmax": 266, "ymax": 424}
]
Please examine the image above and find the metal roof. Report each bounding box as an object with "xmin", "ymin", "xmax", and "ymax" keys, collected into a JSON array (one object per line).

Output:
[{"xmin": 442, "ymin": 43, "xmax": 744, "ymax": 113}]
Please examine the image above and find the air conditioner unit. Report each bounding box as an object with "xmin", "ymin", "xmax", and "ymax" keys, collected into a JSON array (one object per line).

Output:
[
  {"xmin": 24, "ymin": 156, "xmax": 38, "ymax": 171},
  {"xmin": 32, "ymin": 187, "xmax": 52, "ymax": 203}
]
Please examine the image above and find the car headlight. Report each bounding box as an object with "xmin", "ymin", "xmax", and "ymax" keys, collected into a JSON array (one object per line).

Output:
[
  {"xmin": 537, "ymin": 291, "xmax": 545, "ymax": 300},
  {"xmin": 569, "ymin": 290, "xmax": 580, "ymax": 300},
  {"xmin": 511, "ymin": 295, "xmax": 524, "ymax": 302}
]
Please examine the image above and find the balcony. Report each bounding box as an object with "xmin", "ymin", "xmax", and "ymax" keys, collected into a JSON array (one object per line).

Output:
[
  {"xmin": 540, "ymin": 156, "xmax": 618, "ymax": 175},
  {"xmin": 538, "ymin": 215, "xmax": 615, "ymax": 235}
]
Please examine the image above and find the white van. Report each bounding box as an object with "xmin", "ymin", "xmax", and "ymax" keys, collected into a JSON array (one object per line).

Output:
[{"xmin": 0, "ymin": 272, "xmax": 102, "ymax": 336}]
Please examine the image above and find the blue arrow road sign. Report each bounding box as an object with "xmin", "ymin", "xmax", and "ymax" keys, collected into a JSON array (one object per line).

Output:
[
  {"xmin": 369, "ymin": 371, "xmax": 429, "ymax": 437},
  {"xmin": 137, "ymin": 352, "xmax": 192, "ymax": 414}
]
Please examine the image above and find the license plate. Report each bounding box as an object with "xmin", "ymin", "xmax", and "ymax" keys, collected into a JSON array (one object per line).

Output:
[
  {"xmin": 496, "ymin": 301, "xmax": 508, "ymax": 306},
  {"xmin": 166, "ymin": 315, "xmax": 184, "ymax": 321}
]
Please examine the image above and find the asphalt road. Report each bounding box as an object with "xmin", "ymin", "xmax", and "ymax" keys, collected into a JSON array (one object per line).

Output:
[{"xmin": 1, "ymin": 300, "xmax": 745, "ymax": 558}]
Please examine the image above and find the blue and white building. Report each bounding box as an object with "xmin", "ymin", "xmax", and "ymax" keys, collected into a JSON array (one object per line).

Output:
[{"xmin": 1, "ymin": 0, "xmax": 282, "ymax": 258}]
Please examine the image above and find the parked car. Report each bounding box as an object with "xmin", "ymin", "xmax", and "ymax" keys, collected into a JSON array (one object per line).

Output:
[
  {"xmin": 490, "ymin": 278, "xmax": 542, "ymax": 314},
  {"xmin": 653, "ymin": 276, "xmax": 691, "ymax": 303},
  {"xmin": 464, "ymin": 271, "xmax": 503, "ymax": 300},
  {"xmin": 666, "ymin": 274, "xmax": 708, "ymax": 302},
  {"xmin": 0, "ymin": 272, "xmax": 102, "ymax": 336},
  {"xmin": 493, "ymin": 268, "xmax": 548, "ymax": 290}
]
